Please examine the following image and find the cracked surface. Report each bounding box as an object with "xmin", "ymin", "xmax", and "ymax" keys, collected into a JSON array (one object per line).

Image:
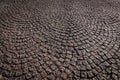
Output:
[{"xmin": 0, "ymin": 0, "xmax": 120, "ymax": 80}]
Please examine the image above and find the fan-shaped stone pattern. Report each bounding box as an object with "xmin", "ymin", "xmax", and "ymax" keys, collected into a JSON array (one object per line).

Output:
[{"xmin": 0, "ymin": 0, "xmax": 120, "ymax": 80}]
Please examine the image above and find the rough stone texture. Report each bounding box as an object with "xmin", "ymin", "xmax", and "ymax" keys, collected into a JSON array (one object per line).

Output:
[{"xmin": 0, "ymin": 0, "xmax": 120, "ymax": 80}]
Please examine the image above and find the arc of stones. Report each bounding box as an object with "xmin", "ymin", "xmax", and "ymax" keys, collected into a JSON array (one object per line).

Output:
[{"xmin": 0, "ymin": 0, "xmax": 120, "ymax": 80}]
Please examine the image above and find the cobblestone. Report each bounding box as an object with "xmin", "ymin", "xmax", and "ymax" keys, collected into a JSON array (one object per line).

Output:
[{"xmin": 0, "ymin": 0, "xmax": 120, "ymax": 80}]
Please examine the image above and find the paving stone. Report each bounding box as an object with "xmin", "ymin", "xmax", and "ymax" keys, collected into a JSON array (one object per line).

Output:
[
  {"xmin": 0, "ymin": 75, "xmax": 3, "ymax": 80},
  {"xmin": 0, "ymin": 0, "xmax": 120, "ymax": 80}
]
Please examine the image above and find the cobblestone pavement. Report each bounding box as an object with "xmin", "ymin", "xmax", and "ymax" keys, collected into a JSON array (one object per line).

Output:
[{"xmin": 0, "ymin": 0, "xmax": 120, "ymax": 80}]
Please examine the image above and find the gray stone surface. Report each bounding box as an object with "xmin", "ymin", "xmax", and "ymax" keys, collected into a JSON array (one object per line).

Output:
[{"xmin": 0, "ymin": 0, "xmax": 120, "ymax": 80}]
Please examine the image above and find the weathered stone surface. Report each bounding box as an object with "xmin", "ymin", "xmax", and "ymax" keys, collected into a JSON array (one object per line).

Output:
[{"xmin": 0, "ymin": 0, "xmax": 120, "ymax": 80}]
